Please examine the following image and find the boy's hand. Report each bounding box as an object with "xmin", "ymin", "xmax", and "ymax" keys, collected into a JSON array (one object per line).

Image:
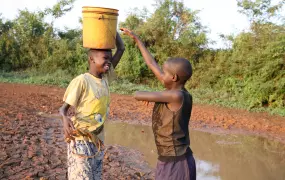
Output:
[
  {"xmin": 120, "ymin": 28, "xmax": 138, "ymax": 40},
  {"xmin": 142, "ymin": 101, "xmax": 150, "ymax": 106},
  {"xmin": 62, "ymin": 116, "xmax": 75, "ymax": 140}
]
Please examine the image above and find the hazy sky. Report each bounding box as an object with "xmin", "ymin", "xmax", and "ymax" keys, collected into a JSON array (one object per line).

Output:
[{"xmin": 0, "ymin": 0, "xmax": 250, "ymax": 48}]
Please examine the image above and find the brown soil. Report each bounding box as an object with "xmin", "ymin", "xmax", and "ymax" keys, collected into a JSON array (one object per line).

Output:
[
  {"xmin": 1, "ymin": 82, "xmax": 285, "ymax": 179},
  {"xmin": 0, "ymin": 83, "xmax": 155, "ymax": 180}
]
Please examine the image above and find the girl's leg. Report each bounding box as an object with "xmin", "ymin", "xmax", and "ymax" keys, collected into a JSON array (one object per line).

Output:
[{"xmin": 67, "ymin": 140, "xmax": 103, "ymax": 180}]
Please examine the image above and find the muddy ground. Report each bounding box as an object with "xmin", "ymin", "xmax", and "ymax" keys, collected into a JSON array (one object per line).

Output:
[{"xmin": 1, "ymin": 83, "xmax": 285, "ymax": 179}]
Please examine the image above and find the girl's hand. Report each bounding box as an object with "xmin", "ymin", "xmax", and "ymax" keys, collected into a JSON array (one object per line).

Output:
[
  {"xmin": 62, "ymin": 116, "xmax": 75, "ymax": 140},
  {"xmin": 120, "ymin": 28, "xmax": 138, "ymax": 40},
  {"xmin": 115, "ymin": 32, "xmax": 125, "ymax": 50}
]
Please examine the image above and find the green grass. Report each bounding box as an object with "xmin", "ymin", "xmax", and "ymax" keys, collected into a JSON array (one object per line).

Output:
[
  {"xmin": 0, "ymin": 71, "xmax": 161, "ymax": 93},
  {"xmin": 0, "ymin": 71, "xmax": 284, "ymax": 116},
  {"xmin": 0, "ymin": 70, "xmax": 72, "ymax": 87},
  {"xmin": 110, "ymin": 79, "xmax": 162, "ymax": 94},
  {"xmin": 190, "ymin": 88, "xmax": 285, "ymax": 116}
]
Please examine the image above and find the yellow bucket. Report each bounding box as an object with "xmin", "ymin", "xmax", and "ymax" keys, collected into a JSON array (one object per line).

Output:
[{"xmin": 82, "ymin": 6, "xmax": 119, "ymax": 49}]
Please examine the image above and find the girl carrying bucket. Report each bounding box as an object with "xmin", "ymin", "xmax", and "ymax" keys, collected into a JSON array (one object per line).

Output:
[{"xmin": 59, "ymin": 7, "xmax": 125, "ymax": 180}]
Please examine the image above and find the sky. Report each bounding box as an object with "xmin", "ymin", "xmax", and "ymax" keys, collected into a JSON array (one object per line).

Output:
[{"xmin": 0, "ymin": 0, "xmax": 250, "ymax": 48}]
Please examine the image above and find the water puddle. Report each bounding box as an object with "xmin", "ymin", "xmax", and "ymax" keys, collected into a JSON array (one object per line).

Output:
[{"xmin": 105, "ymin": 122, "xmax": 285, "ymax": 180}]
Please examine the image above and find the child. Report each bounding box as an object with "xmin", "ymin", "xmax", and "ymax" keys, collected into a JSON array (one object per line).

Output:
[
  {"xmin": 59, "ymin": 32, "xmax": 125, "ymax": 180},
  {"xmin": 121, "ymin": 28, "xmax": 196, "ymax": 180}
]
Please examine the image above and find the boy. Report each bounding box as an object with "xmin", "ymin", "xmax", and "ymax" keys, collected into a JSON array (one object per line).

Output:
[
  {"xmin": 121, "ymin": 28, "xmax": 196, "ymax": 180},
  {"xmin": 59, "ymin": 32, "xmax": 125, "ymax": 180}
]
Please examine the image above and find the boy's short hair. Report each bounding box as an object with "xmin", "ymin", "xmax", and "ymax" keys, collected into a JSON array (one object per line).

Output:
[
  {"xmin": 166, "ymin": 58, "xmax": 192, "ymax": 84},
  {"xmin": 88, "ymin": 49, "xmax": 112, "ymax": 58}
]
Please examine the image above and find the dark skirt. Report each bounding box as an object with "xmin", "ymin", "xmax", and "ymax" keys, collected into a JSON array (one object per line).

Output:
[{"xmin": 155, "ymin": 154, "xmax": 196, "ymax": 180}]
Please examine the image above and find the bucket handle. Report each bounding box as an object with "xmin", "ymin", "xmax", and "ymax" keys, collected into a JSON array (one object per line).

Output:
[
  {"xmin": 98, "ymin": 14, "xmax": 104, "ymax": 20},
  {"xmin": 96, "ymin": 15, "xmax": 116, "ymax": 20}
]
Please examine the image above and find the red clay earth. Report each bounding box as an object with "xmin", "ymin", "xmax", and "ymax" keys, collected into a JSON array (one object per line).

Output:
[{"xmin": 1, "ymin": 83, "xmax": 285, "ymax": 179}]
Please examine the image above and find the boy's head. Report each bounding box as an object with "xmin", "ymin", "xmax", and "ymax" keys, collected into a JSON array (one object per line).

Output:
[
  {"xmin": 88, "ymin": 49, "xmax": 112, "ymax": 74},
  {"xmin": 162, "ymin": 58, "xmax": 192, "ymax": 88}
]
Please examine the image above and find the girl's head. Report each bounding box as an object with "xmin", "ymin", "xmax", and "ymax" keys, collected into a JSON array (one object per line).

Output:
[
  {"xmin": 88, "ymin": 49, "xmax": 112, "ymax": 75},
  {"xmin": 162, "ymin": 58, "xmax": 192, "ymax": 89}
]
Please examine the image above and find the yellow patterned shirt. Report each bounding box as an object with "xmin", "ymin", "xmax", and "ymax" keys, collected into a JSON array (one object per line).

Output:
[{"xmin": 63, "ymin": 73, "xmax": 111, "ymax": 141}]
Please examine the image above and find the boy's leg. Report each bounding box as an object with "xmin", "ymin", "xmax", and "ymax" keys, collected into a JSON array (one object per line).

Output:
[
  {"xmin": 155, "ymin": 154, "xmax": 196, "ymax": 180},
  {"xmin": 187, "ymin": 155, "xmax": 196, "ymax": 180},
  {"xmin": 67, "ymin": 140, "xmax": 104, "ymax": 180}
]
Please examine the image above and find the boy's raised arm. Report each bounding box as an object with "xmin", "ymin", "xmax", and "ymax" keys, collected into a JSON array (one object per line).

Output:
[
  {"xmin": 111, "ymin": 32, "xmax": 125, "ymax": 68},
  {"xmin": 120, "ymin": 28, "xmax": 164, "ymax": 83}
]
